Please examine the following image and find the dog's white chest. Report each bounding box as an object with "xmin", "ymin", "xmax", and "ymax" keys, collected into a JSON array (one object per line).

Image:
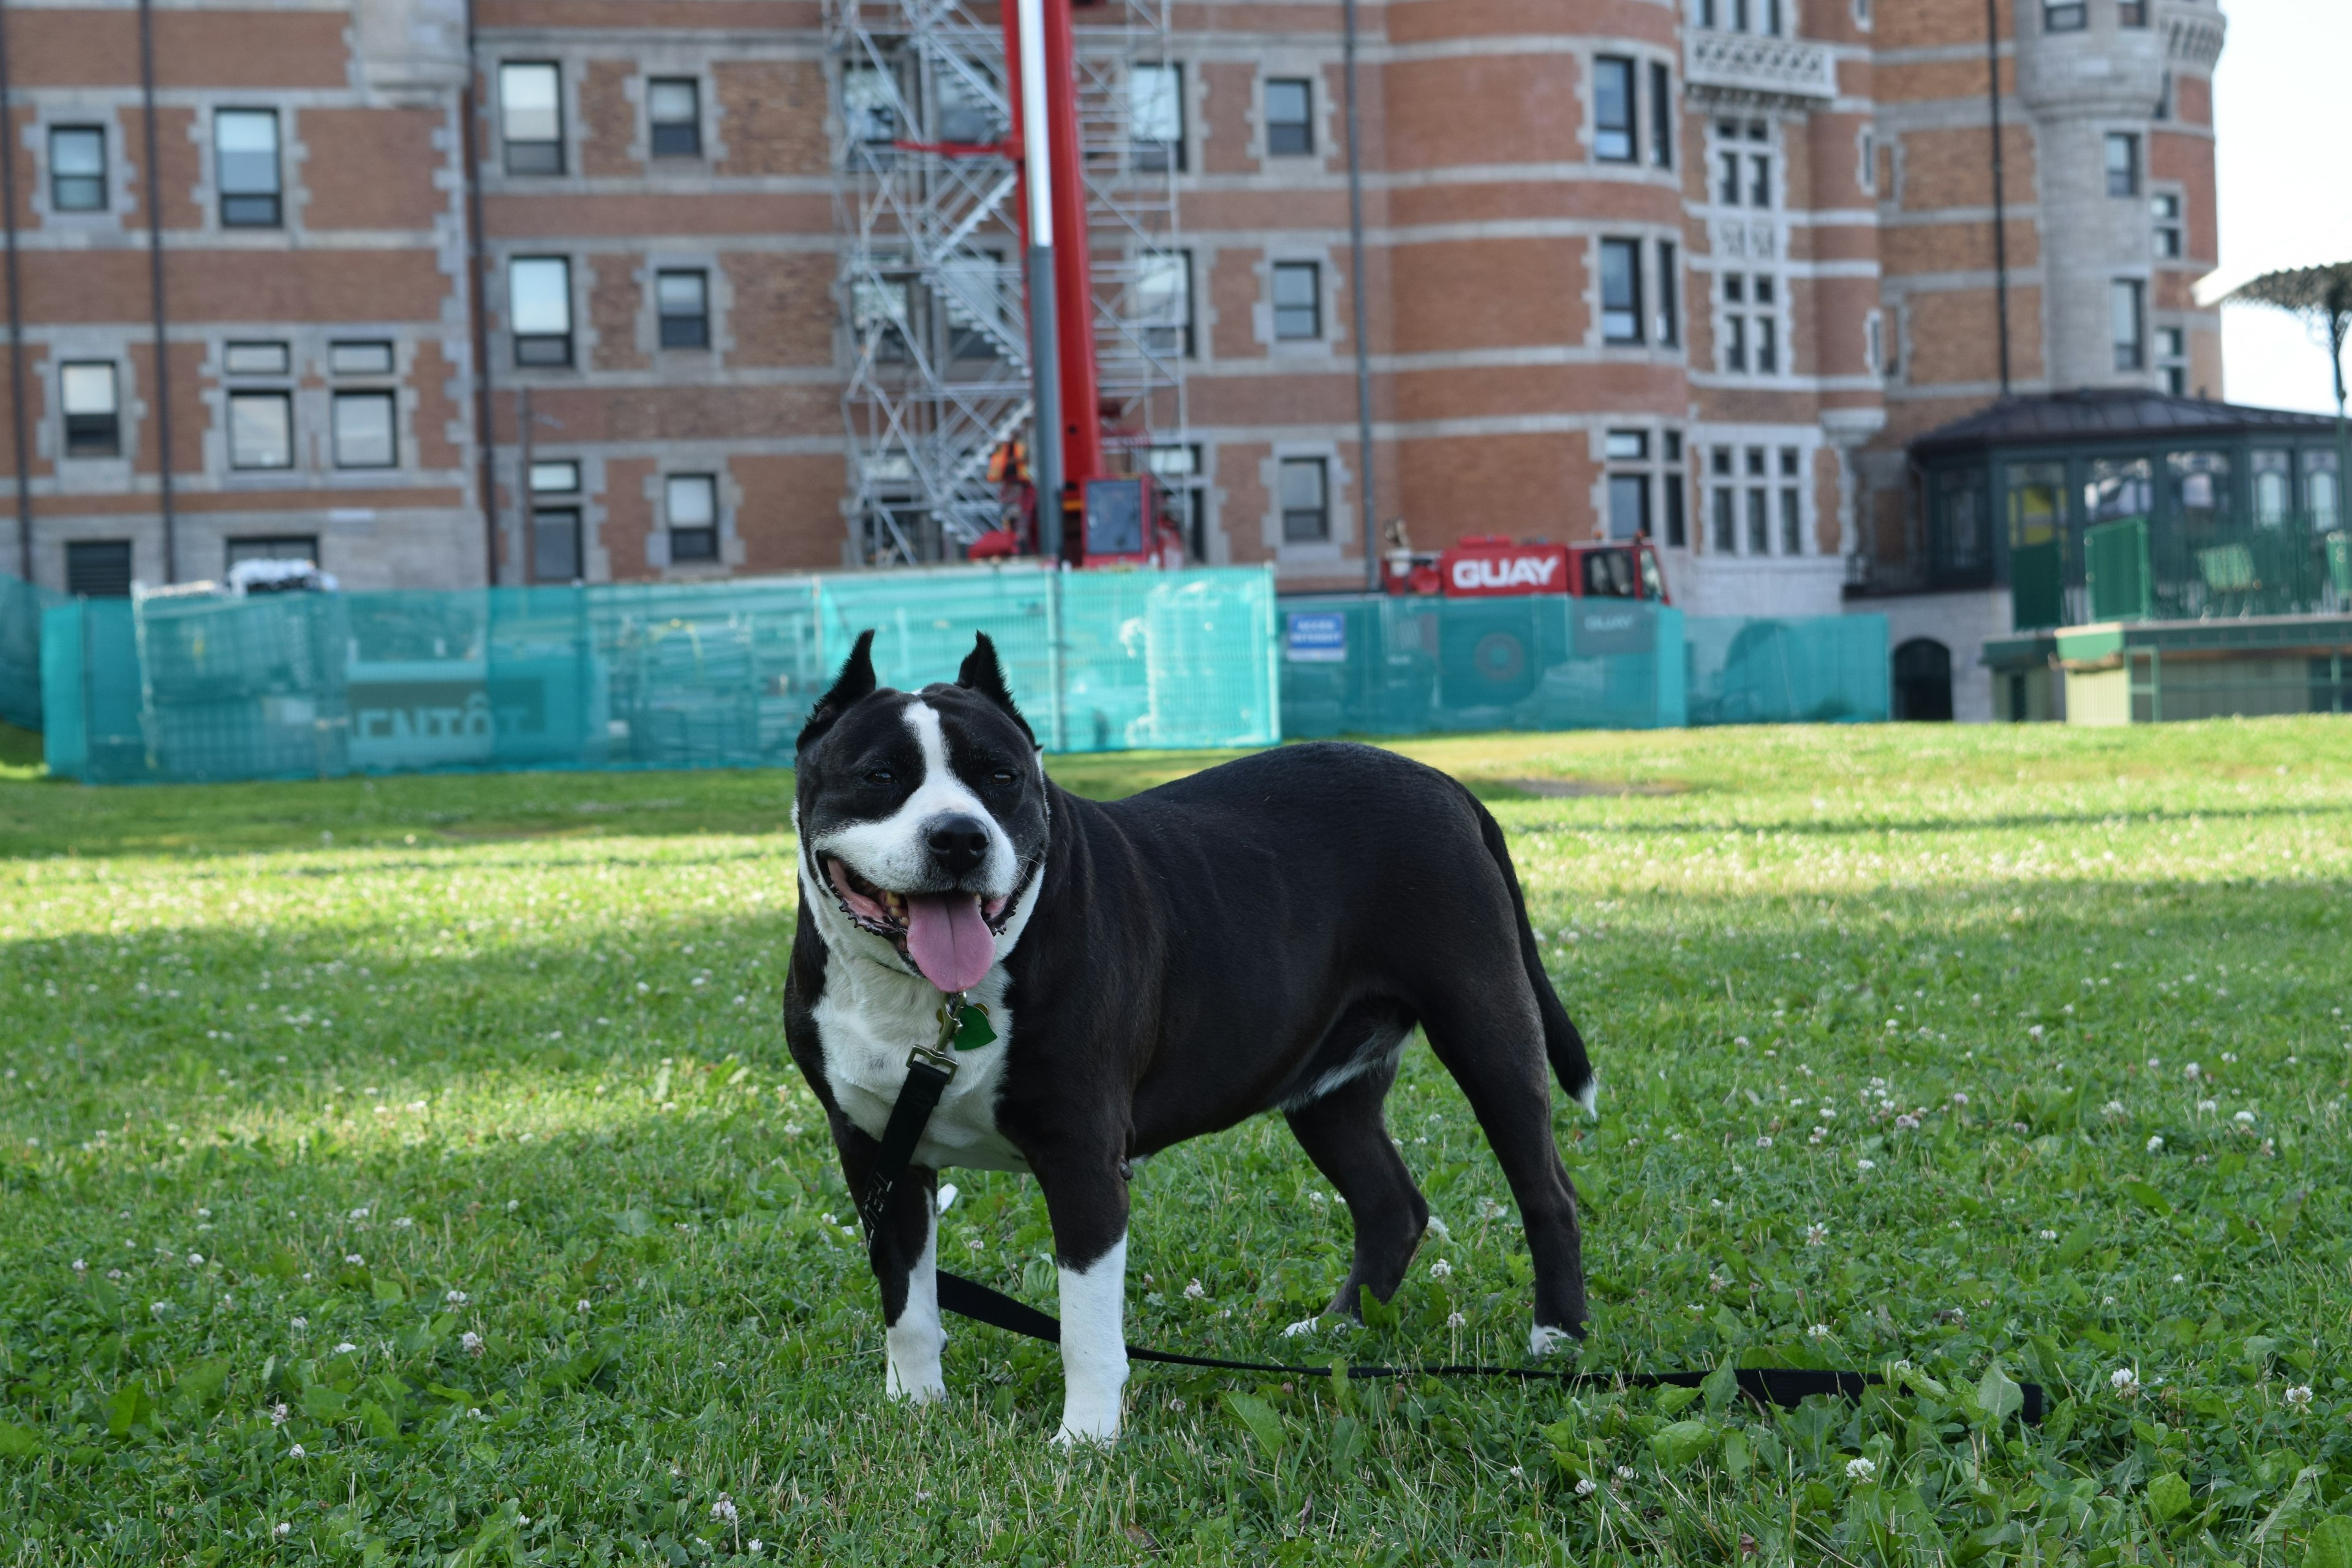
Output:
[{"xmin": 812, "ymin": 965, "xmax": 1029, "ymax": 1175}]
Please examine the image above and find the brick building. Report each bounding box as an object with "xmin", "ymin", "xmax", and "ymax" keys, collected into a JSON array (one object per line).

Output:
[{"xmin": 1, "ymin": 0, "xmax": 2223, "ymax": 682}]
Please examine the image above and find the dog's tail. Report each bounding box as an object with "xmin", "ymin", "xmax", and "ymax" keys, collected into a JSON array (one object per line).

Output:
[{"xmin": 1468, "ymin": 789, "xmax": 1599, "ymax": 1118}]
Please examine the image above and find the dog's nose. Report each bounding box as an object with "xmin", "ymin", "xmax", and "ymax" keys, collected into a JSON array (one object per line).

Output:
[{"xmin": 925, "ymin": 815, "xmax": 992, "ymax": 880}]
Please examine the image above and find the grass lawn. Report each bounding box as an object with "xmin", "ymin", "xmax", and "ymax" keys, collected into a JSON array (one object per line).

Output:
[{"xmin": 2, "ymin": 718, "xmax": 2350, "ymax": 1566}]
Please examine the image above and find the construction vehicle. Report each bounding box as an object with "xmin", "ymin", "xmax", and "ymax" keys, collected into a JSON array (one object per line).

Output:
[{"xmin": 1379, "ymin": 526, "xmax": 1673, "ymax": 604}]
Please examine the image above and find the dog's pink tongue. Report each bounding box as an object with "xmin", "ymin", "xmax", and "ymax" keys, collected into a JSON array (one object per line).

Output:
[{"xmin": 904, "ymin": 894, "xmax": 997, "ymax": 993}]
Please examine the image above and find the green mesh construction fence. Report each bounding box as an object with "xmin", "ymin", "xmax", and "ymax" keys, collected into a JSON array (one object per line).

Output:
[
  {"xmin": 1276, "ymin": 598, "xmax": 1888, "ymax": 737},
  {"xmin": 41, "ymin": 566, "xmax": 1281, "ymax": 784},
  {"xmin": 0, "ymin": 573, "xmax": 59, "ymax": 732}
]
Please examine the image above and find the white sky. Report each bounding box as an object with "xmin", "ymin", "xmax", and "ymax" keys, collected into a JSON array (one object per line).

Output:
[{"xmin": 2211, "ymin": 0, "xmax": 2352, "ymax": 413}]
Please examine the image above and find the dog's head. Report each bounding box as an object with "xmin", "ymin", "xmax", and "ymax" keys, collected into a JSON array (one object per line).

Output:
[{"xmin": 792, "ymin": 630, "xmax": 1047, "ymax": 993}]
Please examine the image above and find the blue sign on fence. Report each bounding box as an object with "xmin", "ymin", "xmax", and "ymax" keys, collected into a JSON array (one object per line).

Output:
[{"xmin": 1285, "ymin": 611, "xmax": 1348, "ymax": 663}]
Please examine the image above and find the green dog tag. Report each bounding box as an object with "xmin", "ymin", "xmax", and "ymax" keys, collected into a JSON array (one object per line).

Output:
[{"xmin": 952, "ymin": 1005, "xmax": 997, "ymax": 1051}]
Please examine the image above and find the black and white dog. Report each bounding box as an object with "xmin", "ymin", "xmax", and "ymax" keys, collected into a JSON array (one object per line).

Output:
[{"xmin": 784, "ymin": 631, "xmax": 1596, "ymax": 1445}]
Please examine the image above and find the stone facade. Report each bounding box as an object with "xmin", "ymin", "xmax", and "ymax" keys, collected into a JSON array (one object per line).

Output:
[{"xmin": 0, "ymin": 0, "xmax": 2221, "ymax": 636}]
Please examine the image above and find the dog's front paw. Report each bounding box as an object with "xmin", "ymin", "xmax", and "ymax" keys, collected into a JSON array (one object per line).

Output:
[
  {"xmin": 1528, "ymin": 1324, "xmax": 1580, "ymax": 1359},
  {"xmin": 1051, "ymin": 1406, "xmax": 1121, "ymax": 1449},
  {"xmin": 886, "ymin": 1362, "xmax": 948, "ymax": 1405}
]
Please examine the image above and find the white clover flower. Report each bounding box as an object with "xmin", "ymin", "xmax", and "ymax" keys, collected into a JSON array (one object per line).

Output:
[
  {"xmin": 576, "ymin": 1300, "xmax": 592, "ymax": 1313},
  {"xmin": 1806, "ymin": 1223, "xmax": 1828, "ymax": 1246},
  {"xmin": 446, "ymin": 1290, "xmax": 469, "ymax": 1306},
  {"xmin": 290, "ymin": 1317, "xmax": 307, "ymax": 1332},
  {"xmin": 1807, "ymin": 1323, "xmax": 1832, "ymax": 1341},
  {"xmin": 349, "ymin": 1207, "xmax": 369, "ymax": 1221},
  {"xmin": 2172, "ymin": 1272, "xmax": 2186, "ymax": 1283},
  {"xmin": 2182, "ymin": 1062, "xmax": 2200, "ymax": 1080},
  {"xmin": 1845, "ymin": 1457, "xmax": 1877, "ymax": 1482},
  {"xmin": 288, "ymin": 1444, "xmax": 307, "ymax": 1458},
  {"xmin": 1894, "ymin": 1114, "xmax": 1920, "ymax": 1131},
  {"xmin": 1574, "ymin": 1477, "xmax": 1597, "ymax": 1497},
  {"xmin": 187, "ymin": 1253, "xmax": 204, "ymax": 1267},
  {"xmin": 393, "ymin": 1216, "xmax": 415, "ymax": 1229},
  {"xmin": 710, "ymin": 1494, "xmax": 737, "ymax": 1523},
  {"xmin": 461, "ymin": 1331, "xmax": 485, "ymax": 1357},
  {"xmin": 2038, "ymin": 1229, "xmax": 2058, "ymax": 1242},
  {"xmin": 1615, "ymin": 1466, "xmax": 1637, "ymax": 1482},
  {"xmin": 2197, "ymin": 1099, "xmax": 2218, "ymax": 1114},
  {"xmin": 1182, "ymin": 1280, "xmax": 1205, "ymax": 1300},
  {"xmin": 71, "ymin": 1259, "xmax": 86, "ymax": 1273},
  {"xmin": 2104, "ymin": 1101, "xmax": 2127, "ymax": 1117},
  {"xmin": 1856, "ymin": 1159, "xmax": 1876, "ymax": 1172},
  {"xmin": 1808, "ymin": 1127, "xmax": 1826, "ymax": 1145},
  {"xmin": 2110, "ymin": 1366, "xmax": 2141, "ymax": 1398},
  {"xmin": 150, "ymin": 1302, "xmax": 168, "ymax": 1319},
  {"xmin": 1756, "ymin": 1135, "xmax": 1774, "ymax": 1148},
  {"xmin": 2284, "ymin": 1385, "xmax": 2313, "ymax": 1411},
  {"xmin": 2146, "ymin": 1135, "xmax": 2165, "ymax": 1152},
  {"xmin": 274, "ymin": 1522, "xmax": 292, "ymax": 1538},
  {"xmin": 270, "ymin": 1401, "xmax": 289, "ymax": 1425},
  {"xmin": 2028, "ymin": 1025, "xmax": 2045, "ymax": 1040},
  {"xmin": 344, "ymin": 1253, "xmax": 364, "ymax": 1265},
  {"xmin": 333, "ymin": 1341, "xmax": 357, "ymax": 1354},
  {"xmin": 748, "ymin": 1542, "xmax": 764, "ymax": 1556},
  {"xmin": 1447, "ymin": 1311, "xmax": 1467, "ymax": 1329},
  {"xmin": 1951, "ymin": 1092, "xmax": 1969, "ymax": 1107},
  {"xmin": 2233, "ymin": 1109, "xmax": 2256, "ymax": 1126},
  {"xmin": 1428, "ymin": 1259, "xmax": 1453, "ymax": 1281}
]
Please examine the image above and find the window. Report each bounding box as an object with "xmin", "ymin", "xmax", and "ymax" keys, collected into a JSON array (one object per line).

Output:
[
  {"xmin": 1265, "ymin": 78, "xmax": 1313, "ymax": 156},
  {"xmin": 1656, "ymin": 241, "xmax": 1679, "ymax": 346},
  {"xmin": 214, "ymin": 110, "xmax": 281, "ymax": 227},
  {"xmin": 59, "ymin": 363, "xmax": 120, "ymax": 458},
  {"xmin": 937, "ymin": 66, "xmax": 1001, "ymax": 146},
  {"xmin": 1748, "ymin": 151, "xmax": 1772, "ymax": 208},
  {"xmin": 1148, "ymin": 443, "xmax": 1208, "ymax": 561},
  {"xmin": 1278, "ymin": 456, "xmax": 1329, "ymax": 542},
  {"xmin": 530, "ymin": 459, "xmax": 581, "ymax": 495},
  {"xmin": 1698, "ymin": 0, "xmax": 1717, "ymax": 23},
  {"xmin": 1650, "ymin": 62, "xmax": 1673, "ymax": 170},
  {"xmin": 1709, "ymin": 447, "xmax": 1736, "ymax": 552},
  {"xmin": 331, "ymin": 391, "xmax": 397, "ymax": 469},
  {"xmin": 1717, "ymin": 148, "xmax": 1741, "ymax": 205},
  {"xmin": 2104, "ymin": 132, "xmax": 2139, "ymax": 198},
  {"xmin": 2252, "ymin": 450, "xmax": 2291, "ymax": 525},
  {"xmin": 843, "ymin": 65, "xmax": 901, "ymax": 154},
  {"xmin": 2110, "ymin": 278, "xmax": 2145, "ymax": 371},
  {"xmin": 1859, "ymin": 128, "xmax": 1877, "ymax": 193},
  {"xmin": 500, "ymin": 62, "xmax": 564, "ymax": 175},
  {"xmin": 49, "ymin": 126, "xmax": 106, "ymax": 212},
  {"xmin": 1746, "ymin": 484, "xmax": 1770, "ymax": 554},
  {"xmin": 667, "ymin": 473, "xmax": 718, "ymax": 562},
  {"xmin": 648, "ymin": 78, "xmax": 702, "ymax": 158},
  {"xmin": 2151, "ymin": 193, "xmax": 2182, "ymax": 259},
  {"xmin": 854, "ymin": 277, "xmax": 912, "ymax": 362},
  {"xmin": 532, "ymin": 460, "xmax": 582, "ymax": 582},
  {"xmin": 228, "ymin": 391, "xmax": 293, "ymax": 469},
  {"xmin": 1664, "ymin": 462, "xmax": 1687, "ymax": 547},
  {"xmin": 1138, "ymin": 251, "xmax": 1194, "ymax": 356},
  {"xmin": 2154, "ymin": 71, "xmax": 2173, "ymax": 122},
  {"xmin": 1779, "ymin": 447, "xmax": 1803, "ymax": 554},
  {"xmin": 2119, "ymin": 0, "xmax": 2147, "ymax": 23},
  {"xmin": 1599, "ymin": 238, "xmax": 1643, "ymax": 344},
  {"xmin": 1272, "ymin": 261, "xmax": 1321, "ymax": 341},
  {"xmin": 510, "ymin": 257, "xmax": 574, "ymax": 367},
  {"xmin": 2303, "ymin": 450, "xmax": 2342, "ymax": 529},
  {"xmin": 328, "ymin": 340, "xmax": 394, "ymax": 376},
  {"xmin": 224, "ymin": 341, "xmax": 290, "ymax": 376},
  {"xmin": 1130, "ymin": 64, "xmax": 1184, "ymax": 172},
  {"xmin": 1866, "ymin": 311, "xmax": 1884, "ymax": 376},
  {"xmin": 1605, "ymin": 430, "xmax": 1647, "ymax": 460},
  {"xmin": 1607, "ymin": 475, "xmax": 1649, "ymax": 540},
  {"xmin": 1593, "ymin": 57, "xmax": 1636, "ymax": 163},
  {"xmin": 2044, "ymin": 1, "xmax": 2086, "ymax": 31},
  {"xmin": 66, "ymin": 540, "xmax": 132, "ymax": 598},
  {"xmin": 657, "ymin": 270, "xmax": 710, "ymax": 349},
  {"xmin": 1755, "ymin": 312, "xmax": 1778, "ymax": 375},
  {"xmin": 1726, "ymin": 314, "xmax": 1747, "ymax": 373},
  {"xmin": 1722, "ymin": 273, "xmax": 1773, "ymax": 374},
  {"xmin": 225, "ymin": 535, "xmax": 317, "ymax": 569},
  {"xmin": 2156, "ymin": 325, "xmax": 2187, "ymax": 396}
]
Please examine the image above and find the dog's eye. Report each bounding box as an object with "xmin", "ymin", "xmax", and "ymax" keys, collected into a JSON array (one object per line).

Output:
[
  {"xmin": 862, "ymin": 768, "xmax": 895, "ymax": 786},
  {"xmin": 989, "ymin": 769, "xmax": 1016, "ymax": 786}
]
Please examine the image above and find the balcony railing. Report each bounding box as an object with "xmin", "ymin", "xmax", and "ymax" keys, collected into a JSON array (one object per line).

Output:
[
  {"xmin": 2011, "ymin": 511, "xmax": 2352, "ymax": 630},
  {"xmin": 1684, "ymin": 29, "xmax": 1839, "ymax": 103}
]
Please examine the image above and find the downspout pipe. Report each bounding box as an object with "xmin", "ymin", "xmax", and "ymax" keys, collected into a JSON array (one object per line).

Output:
[
  {"xmin": 1341, "ymin": 0, "xmax": 1378, "ymax": 589},
  {"xmin": 462, "ymin": 0, "xmax": 499, "ymax": 587},
  {"xmin": 1008, "ymin": 0, "xmax": 1063, "ymax": 559},
  {"xmin": 1985, "ymin": 0, "xmax": 2011, "ymax": 398},
  {"xmin": 0, "ymin": 0, "xmax": 33, "ymax": 581},
  {"xmin": 137, "ymin": 0, "xmax": 177, "ymax": 581}
]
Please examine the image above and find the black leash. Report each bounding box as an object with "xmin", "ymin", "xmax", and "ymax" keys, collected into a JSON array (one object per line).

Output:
[{"xmin": 861, "ymin": 998, "xmax": 2044, "ymax": 1422}]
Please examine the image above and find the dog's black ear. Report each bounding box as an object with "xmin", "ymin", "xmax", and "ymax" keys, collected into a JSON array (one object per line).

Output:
[
  {"xmin": 956, "ymin": 632, "xmax": 1035, "ymax": 747},
  {"xmin": 799, "ymin": 630, "xmax": 878, "ymax": 752}
]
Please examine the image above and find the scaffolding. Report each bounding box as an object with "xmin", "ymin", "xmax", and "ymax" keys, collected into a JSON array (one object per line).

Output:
[{"xmin": 827, "ymin": 0, "xmax": 1190, "ymax": 565}]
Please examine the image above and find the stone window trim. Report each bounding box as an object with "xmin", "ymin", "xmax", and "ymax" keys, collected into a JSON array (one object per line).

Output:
[
  {"xmin": 1262, "ymin": 445, "xmax": 1351, "ymax": 567},
  {"xmin": 1698, "ymin": 430, "xmax": 1817, "ymax": 557},
  {"xmin": 499, "ymin": 61, "xmax": 568, "ymax": 178},
  {"xmin": 1262, "ymin": 254, "xmax": 1335, "ymax": 354},
  {"xmin": 653, "ymin": 467, "xmax": 737, "ymax": 573},
  {"xmin": 1261, "ymin": 72, "xmax": 1316, "ymax": 160},
  {"xmin": 45, "ymin": 123, "xmax": 111, "ymax": 218},
  {"xmin": 1596, "ymin": 425, "xmax": 1688, "ymax": 547}
]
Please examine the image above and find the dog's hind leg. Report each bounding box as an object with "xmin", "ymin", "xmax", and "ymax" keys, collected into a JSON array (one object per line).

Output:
[
  {"xmin": 830, "ymin": 1114, "xmax": 947, "ymax": 1404},
  {"xmin": 1415, "ymin": 987, "xmax": 1588, "ymax": 1353},
  {"xmin": 1284, "ymin": 1055, "xmax": 1429, "ymax": 1321}
]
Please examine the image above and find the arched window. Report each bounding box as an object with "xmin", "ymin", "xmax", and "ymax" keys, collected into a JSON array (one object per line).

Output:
[{"xmin": 1892, "ymin": 638, "xmax": 1954, "ymax": 722}]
